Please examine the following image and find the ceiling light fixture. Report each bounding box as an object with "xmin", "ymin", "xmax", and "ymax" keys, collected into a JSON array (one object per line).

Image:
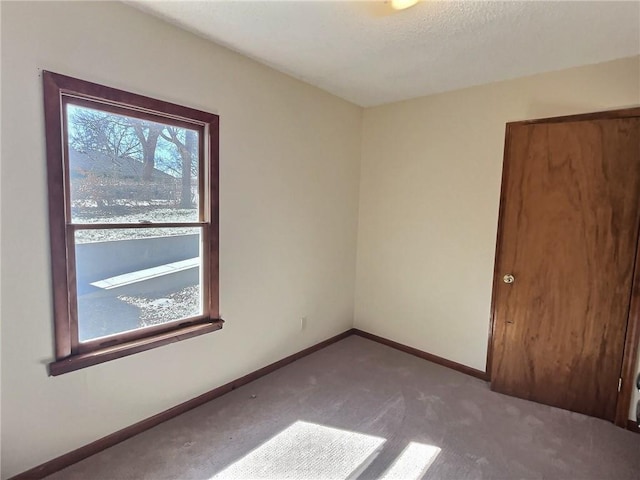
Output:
[{"xmin": 390, "ymin": 0, "xmax": 420, "ymax": 11}]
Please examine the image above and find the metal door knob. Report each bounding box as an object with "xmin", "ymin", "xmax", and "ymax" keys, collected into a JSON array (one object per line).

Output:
[{"xmin": 503, "ymin": 274, "xmax": 515, "ymax": 284}]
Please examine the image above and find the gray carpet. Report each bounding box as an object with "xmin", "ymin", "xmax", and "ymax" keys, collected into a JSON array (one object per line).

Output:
[{"xmin": 47, "ymin": 336, "xmax": 640, "ymax": 480}]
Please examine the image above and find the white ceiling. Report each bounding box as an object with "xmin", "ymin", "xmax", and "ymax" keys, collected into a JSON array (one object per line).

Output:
[{"xmin": 129, "ymin": 1, "xmax": 640, "ymax": 107}]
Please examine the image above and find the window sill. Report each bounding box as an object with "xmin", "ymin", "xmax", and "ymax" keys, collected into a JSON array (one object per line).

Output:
[{"xmin": 49, "ymin": 319, "xmax": 224, "ymax": 376}]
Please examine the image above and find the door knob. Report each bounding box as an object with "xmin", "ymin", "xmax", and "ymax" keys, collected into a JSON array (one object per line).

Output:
[{"xmin": 503, "ymin": 274, "xmax": 515, "ymax": 284}]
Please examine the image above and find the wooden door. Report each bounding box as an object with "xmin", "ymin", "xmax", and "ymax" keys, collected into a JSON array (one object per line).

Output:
[{"xmin": 491, "ymin": 116, "xmax": 640, "ymax": 421}]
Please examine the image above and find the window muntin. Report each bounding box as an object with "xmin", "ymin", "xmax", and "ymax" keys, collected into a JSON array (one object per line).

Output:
[{"xmin": 43, "ymin": 72, "xmax": 221, "ymax": 374}]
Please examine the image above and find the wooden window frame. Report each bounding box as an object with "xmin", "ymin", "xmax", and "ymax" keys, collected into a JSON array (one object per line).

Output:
[{"xmin": 43, "ymin": 71, "xmax": 222, "ymax": 376}]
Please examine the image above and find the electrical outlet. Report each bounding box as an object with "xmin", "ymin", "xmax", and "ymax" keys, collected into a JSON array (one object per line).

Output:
[{"xmin": 301, "ymin": 316, "xmax": 308, "ymax": 331}]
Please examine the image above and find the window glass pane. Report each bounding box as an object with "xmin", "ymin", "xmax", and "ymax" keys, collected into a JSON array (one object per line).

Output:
[
  {"xmin": 74, "ymin": 227, "xmax": 203, "ymax": 342},
  {"xmin": 66, "ymin": 104, "xmax": 199, "ymax": 224}
]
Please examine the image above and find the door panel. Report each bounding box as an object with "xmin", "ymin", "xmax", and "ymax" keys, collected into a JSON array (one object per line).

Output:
[{"xmin": 491, "ymin": 118, "xmax": 640, "ymax": 421}]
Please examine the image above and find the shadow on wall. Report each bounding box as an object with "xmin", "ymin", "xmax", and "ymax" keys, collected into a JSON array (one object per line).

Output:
[{"xmin": 523, "ymin": 101, "xmax": 640, "ymax": 120}]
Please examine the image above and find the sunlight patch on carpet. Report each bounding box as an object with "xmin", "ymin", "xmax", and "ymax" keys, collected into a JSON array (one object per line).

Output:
[
  {"xmin": 211, "ymin": 420, "xmax": 386, "ymax": 479},
  {"xmin": 379, "ymin": 441, "xmax": 441, "ymax": 480}
]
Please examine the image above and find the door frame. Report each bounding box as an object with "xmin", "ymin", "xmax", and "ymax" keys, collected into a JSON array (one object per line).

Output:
[{"xmin": 485, "ymin": 106, "xmax": 640, "ymax": 428}]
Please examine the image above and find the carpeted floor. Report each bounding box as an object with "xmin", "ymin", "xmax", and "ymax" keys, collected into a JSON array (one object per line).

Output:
[{"xmin": 47, "ymin": 336, "xmax": 640, "ymax": 479}]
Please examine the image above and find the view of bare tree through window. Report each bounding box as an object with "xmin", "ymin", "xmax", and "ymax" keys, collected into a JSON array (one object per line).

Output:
[
  {"xmin": 67, "ymin": 104, "xmax": 203, "ymax": 341},
  {"xmin": 68, "ymin": 104, "xmax": 199, "ymax": 225}
]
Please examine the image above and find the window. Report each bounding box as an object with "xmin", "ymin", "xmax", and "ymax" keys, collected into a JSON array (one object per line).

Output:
[{"xmin": 43, "ymin": 72, "xmax": 222, "ymax": 375}]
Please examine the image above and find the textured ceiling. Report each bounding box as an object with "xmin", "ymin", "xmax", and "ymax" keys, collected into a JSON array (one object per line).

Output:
[{"xmin": 129, "ymin": 1, "xmax": 640, "ymax": 107}]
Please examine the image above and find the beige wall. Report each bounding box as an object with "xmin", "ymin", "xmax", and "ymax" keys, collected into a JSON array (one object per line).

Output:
[
  {"xmin": 355, "ymin": 56, "xmax": 640, "ymax": 412},
  {"xmin": 0, "ymin": 2, "xmax": 362, "ymax": 477}
]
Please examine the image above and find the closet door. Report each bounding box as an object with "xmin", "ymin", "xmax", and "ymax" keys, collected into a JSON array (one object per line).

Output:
[{"xmin": 490, "ymin": 117, "xmax": 640, "ymax": 420}]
